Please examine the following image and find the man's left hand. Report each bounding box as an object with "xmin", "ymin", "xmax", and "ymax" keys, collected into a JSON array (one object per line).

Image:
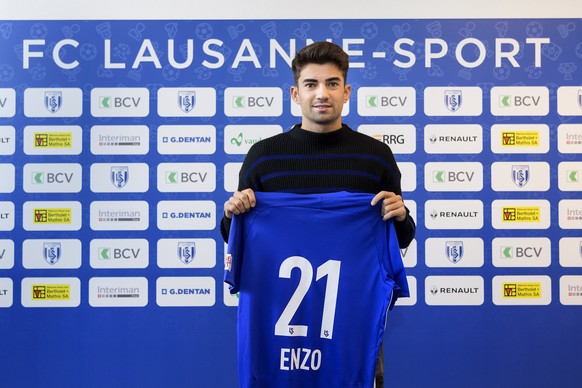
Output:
[{"xmin": 371, "ymin": 191, "xmax": 407, "ymax": 222}]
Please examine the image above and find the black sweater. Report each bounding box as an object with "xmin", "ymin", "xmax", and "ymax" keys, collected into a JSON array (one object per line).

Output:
[{"xmin": 220, "ymin": 124, "xmax": 416, "ymax": 247}]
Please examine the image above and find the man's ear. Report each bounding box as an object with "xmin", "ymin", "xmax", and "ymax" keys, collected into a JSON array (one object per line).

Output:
[
  {"xmin": 343, "ymin": 84, "xmax": 351, "ymax": 103},
  {"xmin": 290, "ymin": 85, "xmax": 299, "ymax": 104}
]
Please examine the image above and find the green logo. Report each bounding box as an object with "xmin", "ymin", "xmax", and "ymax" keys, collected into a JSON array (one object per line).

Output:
[
  {"xmin": 366, "ymin": 96, "xmax": 378, "ymax": 108},
  {"xmin": 32, "ymin": 172, "xmax": 44, "ymax": 184},
  {"xmin": 230, "ymin": 133, "xmax": 243, "ymax": 147},
  {"xmin": 233, "ymin": 96, "xmax": 245, "ymax": 108},
  {"xmin": 567, "ymin": 170, "xmax": 579, "ymax": 183},
  {"xmin": 433, "ymin": 171, "xmax": 445, "ymax": 183},
  {"xmin": 499, "ymin": 95, "xmax": 511, "ymax": 108},
  {"xmin": 98, "ymin": 247, "xmax": 110, "ymax": 260},
  {"xmin": 501, "ymin": 246, "xmax": 512, "ymax": 259},
  {"xmin": 99, "ymin": 96, "xmax": 111, "ymax": 108},
  {"xmin": 166, "ymin": 172, "xmax": 178, "ymax": 184}
]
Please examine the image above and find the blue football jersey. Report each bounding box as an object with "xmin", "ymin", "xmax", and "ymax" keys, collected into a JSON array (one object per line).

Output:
[{"xmin": 225, "ymin": 191, "xmax": 409, "ymax": 388}]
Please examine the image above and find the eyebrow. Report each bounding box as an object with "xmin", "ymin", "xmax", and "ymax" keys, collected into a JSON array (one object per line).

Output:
[{"xmin": 301, "ymin": 77, "xmax": 342, "ymax": 83}]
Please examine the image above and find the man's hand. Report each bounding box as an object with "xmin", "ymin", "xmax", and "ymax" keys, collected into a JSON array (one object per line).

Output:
[
  {"xmin": 371, "ymin": 191, "xmax": 407, "ymax": 222},
  {"xmin": 224, "ymin": 188, "xmax": 256, "ymax": 219}
]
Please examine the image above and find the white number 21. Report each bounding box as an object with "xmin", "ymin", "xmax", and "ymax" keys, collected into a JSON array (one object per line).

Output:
[{"xmin": 274, "ymin": 256, "xmax": 341, "ymax": 340}]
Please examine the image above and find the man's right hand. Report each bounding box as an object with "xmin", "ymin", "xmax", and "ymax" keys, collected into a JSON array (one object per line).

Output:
[{"xmin": 224, "ymin": 188, "xmax": 256, "ymax": 219}]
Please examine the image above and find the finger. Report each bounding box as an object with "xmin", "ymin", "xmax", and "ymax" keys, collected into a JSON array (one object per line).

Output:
[{"xmin": 370, "ymin": 191, "xmax": 387, "ymax": 206}]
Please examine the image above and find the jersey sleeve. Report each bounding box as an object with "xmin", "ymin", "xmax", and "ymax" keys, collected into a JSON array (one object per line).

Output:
[
  {"xmin": 224, "ymin": 213, "xmax": 244, "ymax": 294},
  {"xmin": 386, "ymin": 219, "xmax": 410, "ymax": 309}
]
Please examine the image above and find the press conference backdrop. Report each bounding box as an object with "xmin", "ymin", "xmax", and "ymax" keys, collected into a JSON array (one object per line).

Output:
[{"xmin": 0, "ymin": 18, "xmax": 581, "ymax": 388}]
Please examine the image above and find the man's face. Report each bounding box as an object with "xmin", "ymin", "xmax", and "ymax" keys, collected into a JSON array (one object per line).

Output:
[{"xmin": 291, "ymin": 63, "xmax": 351, "ymax": 133}]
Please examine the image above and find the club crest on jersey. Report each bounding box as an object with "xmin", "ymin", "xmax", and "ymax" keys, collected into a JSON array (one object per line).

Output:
[
  {"xmin": 511, "ymin": 165, "xmax": 530, "ymax": 188},
  {"xmin": 178, "ymin": 91, "xmax": 196, "ymax": 113},
  {"xmin": 445, "ymin": 241, "xmax": 464, "ymax": 264},
  {"xmin": 44, "ymin": 91, "xmax": 62, "ymax": 113},
  {"xmin": 177, "ymin": 241, "xmax": 196, "ymax": 264},
  {"xmin": 43, "ymin": 242, "xmax": 62, "ymax": 265},
  {"xmin": 225, "ymin": 254, "xmax": 232, "ymax": 271},
  {"xmin": 111, "ymin": 166, "xmax": 129, "ymax": 189},
  {"xmin": 444, "ymin": 90, "xmax": 462, "ymax": 112}
]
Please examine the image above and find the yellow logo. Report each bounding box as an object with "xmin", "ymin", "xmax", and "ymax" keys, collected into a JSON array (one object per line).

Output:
[
  {"xmin": 32, "ymin": 284, "xmax": 71, "ymax": 300},
  {"xmin": 34, "ymin": 132, "xmax": 73, "ymax": 148},
  {"xmin": 503, "ymin": 282, "xmax": 541, "ymax": 298},
  {"xmin": 502, "ymin": 131, "xmax": 539, "ymax": 146},
  {"xmin": 33, "ymin": 208, "xmax": 72, "ymax": 224},
  {"xmin": 502, "ymin": 207, "xmax": 540, "ymax": 222}
]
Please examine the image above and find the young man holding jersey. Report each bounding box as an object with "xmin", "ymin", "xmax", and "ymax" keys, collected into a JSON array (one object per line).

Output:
[{"xmin": 221, "ymin": 41, "xmax": 415, "ymax": 387}]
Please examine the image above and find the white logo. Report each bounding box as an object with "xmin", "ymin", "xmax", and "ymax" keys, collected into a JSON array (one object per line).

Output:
[
  {"xmin": 357, "ymin": 124, "xmax": 416, "ymax": 154},
  {"xmin": 158, "ymin": 125, "xmax": 216, "ymax": 155},
  {"xmin": 90, "ymin": 88, "xmax": 149, "ymax": 117},
  {"xmin": 490, "ymin": 86, "xmax": 549, "ymax": 116},
  {"xmin": 89, "ymin": 277, "xmax": 148, "ymax": 307},
  {"xmin": 356, "ymin": 87, "xmax": 416, "ymax": 116},
  {"xmin": 0, "ymin": 88, "xmax": 16, "ymax": 118},
  {"xmin": 224, "ymin": 87, "xmax": 282, "ymax": 117},
  {"xmin": 425, "ymin": 238, "xmax": 484, "ymax": 268},
  {"xmin": 157, "ymin": 201, "xmax": 216, "ymax": 230},
  {"xmin": 23, "ymin": 239, "xmax": 82, "ymax": 269},
  {"xmin": 0, "ymin": 126, "xmax": 15, "ymax": 155},
  {"xmin": 90, "ymin": 239, "xmax": 149, "ymax": 269},
  {"xmin": 425, "ymin": 276, "xmax": 484, "ymax": 306},
  {"xmin": 425, "ymin": 200, "xmax": 483, "ymax": 230},
  {"xmin": 24, "ymin": 88, "xmax": 82, "ymax": 118},
  {"xmin": 424, "ymin": 87, "xmax": 482, "ymax": 116},
  {"xmin": 90, "ymin": 163, "xmax": 149, "ymax": 193},
  {"xmin": 424, "ymin": 124, "xmax": 483, "ymax": 154},
  {"xmin": 156, "ymin": 277, "xmax": 216, "ymax": 307},
  {"xmin": 224, "ymin": 125, "xmax": 282, "ymax": 155},
  {"xmin": 23, "ymin": 163, "xmax": 82, "ymax": 193},
  {"xmin": 91, "ymin": 125, "xmax": 149, "ymax": 155},
  {"xmin": 157, "ymin": 239, "xmax": 216, "ymax": 268},
  {"xmin": 560, "ymin": 276, "xmax": 582, "ymax": 305},
  {"xmin": 492, "ymin": 237, "xmax": 551, "ymax": 268},
  {"xmin": 90, "ymin": 201, "xmax": 149, "ymax": 231},
  {"xmin": 0, "ymin": 164, "xmax": 15, "ymax": 193},
  {"xmin": 157, "ymin": 88, "xmax": 216, "ymax": 117},
  {"xmin": 0, "ymin": 239, "xmax": 15, "ymax": 270},
  {"xmin": 491, "ymin": 162, "xmax": 550, "ymax": 192},
  {"xmin": 0, "ymin": 278, "xmax": 13, "ymax": 308}
]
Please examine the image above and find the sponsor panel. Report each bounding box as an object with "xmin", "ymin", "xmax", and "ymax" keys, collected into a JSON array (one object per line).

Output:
[
  {"xmin": 0, "ymin": 164, "xmax": 15, "ymax": 193},
  {"xmin": 0, "ymin": 126, "xmax": 16, "ymax": 155},
  {"xmin": 559, "ymin": 238, "xmax": 582, "ymax": 267},
  {"xmin": 491, "ymin": 162, "xmax": 550, "ymax": 192},
  {"xmin": 490, "ymin": 124, "xmax": 549, "ymax": 154},
  {"xmin": 157, "ymin": 238, "xmax": 216, "ymax": 268},
  {"xmin": 424, "ymin": 162, "xmax": 483, "ymax": 192},
  {"xmin": 157, "ymin": 277, "xmax": 216, "ymax": 307},
  {"xmin": 23, "ymin": 125, "xmax": 83, "ymax": 155},
  {"xmin": 491, "ymin": 200, "xmax": 550, "ymax": 230},
  {"xmin": 157, "ymin": 163, "xmax": 216, "ymax": 192},
  {"xmin": 394, "ymin": 276, "xmax": 417, "ymax": 306},
  {"xmin": 24, "ymin": 88, "xmax": 83, "ymax": 117},
  {"xmin": 22, "ymin": 201, "xmax": 82, "ymax": 231},
  {"xmin": 23, "ymin": 163, "xmax": 82, "ymax": 193},
  {"xmin": 157, "ymin": 200, "xmax": 216, "ymax": 230},
  {"xmin": 22, "ymin": 239, "xmax": 82, "ymax": 269},
  {"xmin": 0, "ymin": 278, "xmax": 13, "ymax": 308},
  {"xmin": 90, "ymin": 87, "xmax": 149, "ymax": 117},
  {"xmin": 357, "ymin": 124, "xmax": 416, "ymax": 154},
  {"xmin": 224, "ymin": 162, "xmax": 242, "ymax": 192},
  {"xmin": 557, "ymin": 124, "xmax": 582, "ymax": 154},
  {"xmin": 558, "ymin": 162, "xmax": 582, "ymax": 191},
  {"xmin": 0, "ymin": 239, "xmax": 15, "ymax": 269},
  {"xmin": 425, "ymin": 238, "xmax": 484, "ymax": 267},
  {"xmin": 424, "ymin": 200, "xmax": 483, "ymax": 230},
  {"xmin": 492, "ymin": 275, "xmax": 551, "ymax": 305},
  {"xmin": 157, "ymin": 125, "xmax": 216, "ymax": 155},
  {"xmin": 424, "ymin": 87, "xmax": 483, "ymax": 116},
  {"xmin": 557, "ymin": 86, "xmax": 582, "ymax": 116},
  {"xmin": 356, "ymin": 87, "xmax": 416, "ymax": 116},
  {"xmin": 559, "ymin": 200, "xmax": 582, "ymax": 229},
  {"xmin": 224, "ymin": 125, "xmax": 283, "ymax": 154},
  {"xmin": 89, "ymin": 277, "xmax": 148, "ymax": 307},
  {"xmin": 0, "ymin": 88, "xmax": 16, "ymax": 117},
  {"xmin": 492, "ymin": 237, "xmax": 551, "ymax": 268},
  {"xmin": 425, "ymin": 276, "xmax": 484, "ymax": 306},
  {"xmin": 90, "ymin": 163, "xmax": 149, "ymax": 193},
  {"xmin": 157, "ymin": 87, "xmax": 216, "ymax": 117},
  {"xmin": 398, "ymin": 162, "xmax": 416, "ymax": 192},
  {"xmin": 90, "ymin": 125, "xmax": 149, "ymax": 155},
  {"xmin": 90, "ymin": 239, "xmax": 149, "ymax": 269},
  {"xmin": 21, "ymin": 277, "xmax": 81, "ymax": 308},
  {"xmin": 0, "ymin": 202, "xmax": 15, "ymax": 231},
  {"xmin": 400, "ymin": 239, "xmax": 417, "ymax": 268},
  {"xmin": 424, "ymin": 124, "xmax": 483, "ymax": 154},
  {"xmin": 90, "ymin": 201, "xmax": 149, "ymax": 231},
  {"xmin": 224, "ymin": 87, "xmax": 282, "ymax": 117},
  {"xmin": 490, "ymin": 86, "xmax": 549, "ymax": 116},
  {"xmin": 560, "ymin": 276, "xmax": 582, "ymax": 305}
]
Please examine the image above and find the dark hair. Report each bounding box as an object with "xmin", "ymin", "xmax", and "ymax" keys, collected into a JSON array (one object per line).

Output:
[{"xmin": 291, "ymin": 41, "xmax": 349, "ymax": 85}]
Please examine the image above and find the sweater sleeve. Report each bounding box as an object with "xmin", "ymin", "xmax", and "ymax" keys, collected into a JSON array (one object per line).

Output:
[{"xmin": 394, "ymin": 207, "xmax": 416, "ymax": 248}]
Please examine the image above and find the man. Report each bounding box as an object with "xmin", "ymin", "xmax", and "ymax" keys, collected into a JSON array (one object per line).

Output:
[{"xmin": 221, "ymin": 41, "xmax": 415, "ymax": 387}]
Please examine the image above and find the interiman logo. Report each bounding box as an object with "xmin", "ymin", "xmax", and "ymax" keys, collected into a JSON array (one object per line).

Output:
[
  {"xmin": 89, "ymin": 277, "xmax": 148, "ymax": 307},
  {"xmin": 91, "ymin": 125, "xmax": 149, "ymax": 155},
  {"xmin": 158, "ymin": 125, "xmax": 216, "ymax": 155},
  {"xmin": 560, "ymin": 276, "xmax": 582, "ymax": 305},
  {"xmin": 357, "ymin": 87, "xmax": 416, "ymax": 116},
  {"xmin": 90, "ymin": 201, "xmax": 149, "ymax": 231},
  {"xmin": 224, "ymin": 87, "xmax": 282, "ymax": 117}
]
